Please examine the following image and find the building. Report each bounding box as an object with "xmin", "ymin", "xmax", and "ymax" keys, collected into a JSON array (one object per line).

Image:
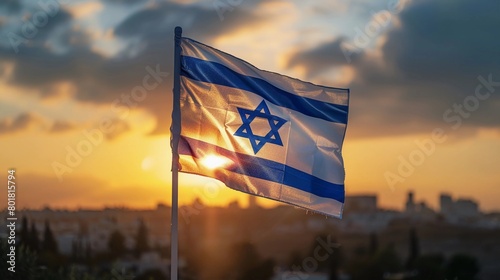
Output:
[
  {"xmin": 455, "ymin": 199, "xmax": 479, "ymax": 218},
  {"xmin": 440, "ymin": 194, "xmax": 454, "ymax": 216},
  {"xmin": 403, "ymin": 191, "xmax": 436, "ymax": 220},
  {"xmin": 439, "ymin": 193, "xmax": 479, "ymax": 221},
  {"xmin": 344, "ymin": 195, "xmax": 377, "ymax": 213},
  {"xmin": 405, "ymin": 191, "xmax": 416, "ymax": 213}
]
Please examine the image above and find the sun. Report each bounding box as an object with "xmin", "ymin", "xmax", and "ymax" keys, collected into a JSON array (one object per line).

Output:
[{"xmin": 200, "ymin": 155, "xmax": 233, "ymax": 170}]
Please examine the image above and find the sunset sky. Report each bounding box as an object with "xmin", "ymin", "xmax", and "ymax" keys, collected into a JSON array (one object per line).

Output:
[{"xmin": 0, "ymin": 0, "xmax": 499, "ymax": 212}]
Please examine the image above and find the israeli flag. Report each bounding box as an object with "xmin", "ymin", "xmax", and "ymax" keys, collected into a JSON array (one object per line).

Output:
[{"xmin": 177, "ymin": 38, "xmax": 349, "ymax": 218}]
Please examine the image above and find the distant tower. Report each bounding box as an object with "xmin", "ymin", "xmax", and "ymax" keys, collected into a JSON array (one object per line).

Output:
[
  {"xmin": 439, "ymin": 194, "xmax": 453, "ymax": 217},
  {"xmin": 406, "ymin": 191, "xmax": 415, "ymax": 213},
  {"xmin": 248, "ymin": 195, "xmax": 259, "ymax": 209}
]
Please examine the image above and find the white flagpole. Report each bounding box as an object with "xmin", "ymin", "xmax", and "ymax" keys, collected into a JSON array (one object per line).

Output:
[{"xmin": 170, "ymin": 26, "xmax": 182, "ymax": 280}]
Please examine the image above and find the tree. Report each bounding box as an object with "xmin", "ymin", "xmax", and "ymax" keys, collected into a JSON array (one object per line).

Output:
[
  {"xmin": 346, "ymin": 243, "xmax": 402, "ymax": 280},
  {"xmin": 42, "ymin": 220, "xmax": 58, "ymax": 254},
  {"xmin": 302, "ymin": 234, "xmax": 343, "ymax": 279},
  {"xmin": 0, "ymin": 241, "xmax": 38, "ymax": 280},
  {"xmin": 225, "ymin": 241, "xmax": 275, "ymax": 280},
  {"xmin": 376, "ymin": 244, "xmax": 402, "ymax": 275},
  {"xmin": 406, "ymin": 227, "xmax": 419, "ymax": 268},
  {"xmin": 136, "ymin": 269, "xmax": 167, "ymax": 280},
  {"xmin": 328, "ymin": 244, "xmax": 343, "ymax": 280},
  {"xmin": 445, "ymin": 254, "xmax": 480, "ymax": 280},
  {"xmin": 287, "ymin": 250, "xmax": 303, "ymax": 268},
  {"xmin": 135, "ymin": 219, "xmax": 149, "ymax": 256},
  {"xmin": 71, "ymin": 239, "xmax": 79, "ymax": 261},
  {"xmin": 85, "ymin": 242, "xmax": 92, "ymax": 265},
  {"xmin": 369, "ymin": 232, "xmax": 378, "ymax": 256},
  {"xmin": 20, "ymin": 216, "xmax": 30, "ymax": 248},
  {"xmin": 108, "ymin": 230, "xmax": 126, "ymax": 258},
  {"xmin": 306, "ymin": 234, "xmax": 341, "ymax": 273},
  {"xmin": 414, "ymin": 254, "xmax": 445, "ymax": 280},
  {"xmin": 28, "ymin": 222, "xmax": 39, "ymax": 252}
]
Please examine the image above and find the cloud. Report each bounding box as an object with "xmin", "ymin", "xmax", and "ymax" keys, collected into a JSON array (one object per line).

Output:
[
  {"xmin": 0, "ymin": 114, "xmax": 132, "ymax": 140},
  {"xmin": 288, "ymin": 0, "xmax": 500, "ymax": 138},
  {"xmin": 380, "ymin": 0, "xmax": 500, "ymax": 88},
  {"xmin": 49, "ymin": 120, "xmax": 76, "ymax": 133},
  {"xmin": 287, "ymin": 37, "xmax": 363, "ymax": 78},
  {"xmin": 67, "ymin": 2, "xmax": 103, "ymax": 19},
  {"xmin": 104, "ymin": 118, "xmax": 130, "ymax": 140},
  {"xmin": 0, "ymin": 113, "xmax": 38, "ymax": 135},
  {"xmin": 103, "ymin": 0, "xmax": 147, "ymax": 4},
  {"xmin": 0, "ymin": 0, "xmax": 21, "ymax": 13},
  {"xmin": 113, "ymin": 1, "xmax": 266, "ymax": 42},
  {"xmin": 0, "ymin": 0, "xmax": 268, "ymax": 136},
  {"xmin": 50, "ymin": 118, "xmax": 132, "ymax": 139}
]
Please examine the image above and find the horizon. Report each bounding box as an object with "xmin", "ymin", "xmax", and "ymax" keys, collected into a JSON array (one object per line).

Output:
[{"xmin": 3, "ymin": 189, "xmax": 493, "ymax": 214}]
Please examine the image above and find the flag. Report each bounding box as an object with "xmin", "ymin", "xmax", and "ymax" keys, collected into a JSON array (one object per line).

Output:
[{"xmin": 175, "ymin": 37, "xmax": 349, "ymax": 218}]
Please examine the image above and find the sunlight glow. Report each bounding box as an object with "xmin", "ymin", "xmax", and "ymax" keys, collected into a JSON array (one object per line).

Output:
[
  {"xmin": 141, "ymin": 156, "xmax": 156, "ymax": 171},
  {"xmin": 200, "ymin": 155, "xmax": 233, "ymax": 170}
]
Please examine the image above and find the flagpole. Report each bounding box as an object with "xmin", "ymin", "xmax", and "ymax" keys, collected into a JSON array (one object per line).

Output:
[{"xmin": 170, "ymin": 26, "xmax": 182, "ymax": 280}]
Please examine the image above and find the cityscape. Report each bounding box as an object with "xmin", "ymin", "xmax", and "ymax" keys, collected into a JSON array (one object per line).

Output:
[{"xmin": 2, "ymin": 191, "xmax": 499, "ymax": 280}]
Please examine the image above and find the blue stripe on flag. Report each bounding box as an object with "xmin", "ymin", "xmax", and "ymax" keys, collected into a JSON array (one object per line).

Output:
[
  {"xmin": 179, "ymin": 136, "xmax": 345, "ymax": 203},
  {"xmin": 180, "ymin": 56, "xmax": 349, "ymax": 124}
]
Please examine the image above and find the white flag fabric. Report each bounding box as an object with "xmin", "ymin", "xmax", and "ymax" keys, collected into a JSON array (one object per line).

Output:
[{"xmin": 177, "ymin": 38, "xmax": 349, "ymax": 218}]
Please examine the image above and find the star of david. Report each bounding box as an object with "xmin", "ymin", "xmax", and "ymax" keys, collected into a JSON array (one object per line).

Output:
[{"xmin": 234, "ymin": 100, "xmax": 287, "ymax": 154}]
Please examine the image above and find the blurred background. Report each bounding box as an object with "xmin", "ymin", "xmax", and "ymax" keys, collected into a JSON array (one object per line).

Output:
[{"xmin": 0, "ymin": 0, "xmax": 499, "ymax": 279}]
